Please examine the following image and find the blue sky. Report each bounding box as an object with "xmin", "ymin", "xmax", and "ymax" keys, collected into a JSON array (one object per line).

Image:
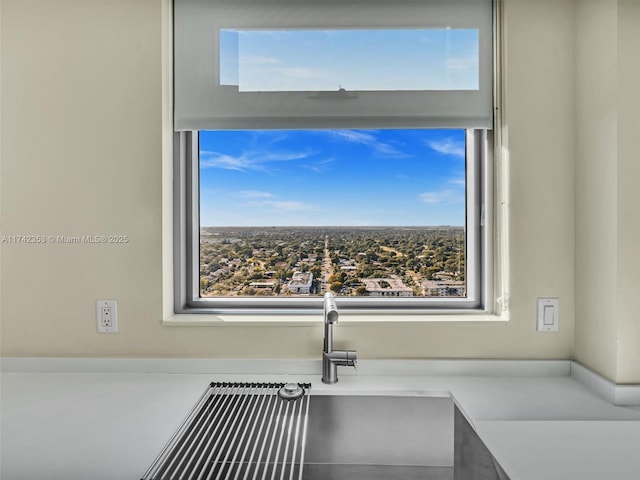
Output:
[
  {"xmin": 199, "ymin": 129, "xmax": 466, "ymax": 227},
  {"xmin": 220, "ymin": 28, "xmax": 479, "ymax": 91}
]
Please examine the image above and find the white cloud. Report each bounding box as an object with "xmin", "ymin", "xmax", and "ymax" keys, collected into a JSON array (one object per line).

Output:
[
  {"xmin": 236, "ymin": 191, "xmax": 316, "ymax": 212},
  {"xmin": 200, "ymin": 150, "xmax": 315, "ymax": 172},
  {"xmin": 233, "ymin": 190, "xmax": 274, "ymax": 199},
  {"xmin": 238, "ymin": 62, "xmax": 329, "ymax": 91},
  {"xmin": 265, "ymin": 200, "xmax": 310, "ymax": 211},
  {"xmin": 303, "ymin": 157, "xmax": 335, "ymax": 173},
  {"xmin": 239, "ymin": 55, "xmax": 280, "ymax": 66},
  {"xmin": 200, "ymin": 152, "xmax": 249, "ymax": 171},
  {"xmin": 329, "ymin": 130, "xmax": 409, "ymax": 158},
  {"xmin": 419, "ymin": 189, "xmax": 463, "ymax": 205},
  {"xmin": 426, "ymin": 138, "xmax": 465, "ymax": 158},
  {"xmin": 331, "ymin": 130, "xmax": 378, "ymax": 144},
  {"xmin": 446, "ymin": 56, "xmax": 478, "ymax": 72},
  {"xmin": 274, "ymin": 67, "xmax": 317, "ymax": 79},
  {"xmin": 243, "ymin": 199, "xmax": 315, "ymax": 212}
]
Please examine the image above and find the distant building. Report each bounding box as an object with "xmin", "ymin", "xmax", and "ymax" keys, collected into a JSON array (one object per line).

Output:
[
  {"xmin": 286, "ymin": 272, "xmax": 313, "ymax": 294},
  {"xmin": 339, "ymin": 259, "xmax": 357, "ymax": 271},
  {"xmin": 249, "ymin": 281, "xmax": 276, "ymax": 290},
  {"xmin": 422, "ymin": 279, "xmax": 466, "ymax": 297},
  {"xmin": 363, "ymin": 277, "xmax": 413, "ymax": 297}
]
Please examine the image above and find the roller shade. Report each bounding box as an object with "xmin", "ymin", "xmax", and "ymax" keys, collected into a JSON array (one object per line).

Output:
[{"xmin": 174, "ymin": 0, "xmax": 494, "ymax": 130}]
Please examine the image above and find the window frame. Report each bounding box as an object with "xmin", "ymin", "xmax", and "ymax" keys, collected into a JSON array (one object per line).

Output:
[{"xmin": 173, "ymin": 129, "xmax": 493, "ymax": 316}]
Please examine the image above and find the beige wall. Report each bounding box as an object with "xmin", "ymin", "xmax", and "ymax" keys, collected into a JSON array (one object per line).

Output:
[
  {"xmin": 574, "ymin": 0, "xmax": 640, "ymax": 384},
  {"xmin": 574, "ymin": 0, "xmax": 619, "ymax": 382},
  {"xmin": 0, "ymin": 0, "xmax": 578, "ymax": 364},
  {"xmin": 616, "ymin": 0, "xmax": 640, "ymax": 384}
]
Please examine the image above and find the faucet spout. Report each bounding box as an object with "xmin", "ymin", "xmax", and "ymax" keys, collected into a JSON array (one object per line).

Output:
[
  {"xmin": 322, "ymin": 293, "xmax": 357, "ymax": 384},
  {"xmin": 323, "ymin": 292, "xmax": 338, "ymax": 354},
  {"xmin": 324, "ymin": 292, "xmax": 339, "ymax": 324}
]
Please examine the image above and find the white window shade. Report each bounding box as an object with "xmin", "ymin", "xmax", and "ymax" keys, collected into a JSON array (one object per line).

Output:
[{"xmin": 174, "ymin": 0, "xmax": 494, "ymax": 130}]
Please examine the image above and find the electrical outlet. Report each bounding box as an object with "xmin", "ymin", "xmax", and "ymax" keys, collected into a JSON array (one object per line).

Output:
[{"xmin": 96, "ymin": 300, "xmax": 118, "ymax": 333}]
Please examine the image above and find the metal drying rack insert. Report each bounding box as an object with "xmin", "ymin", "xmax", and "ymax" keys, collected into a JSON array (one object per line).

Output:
[{"xmin": 142, "ymin": 382, "xmax": 312, "ymax": 480}]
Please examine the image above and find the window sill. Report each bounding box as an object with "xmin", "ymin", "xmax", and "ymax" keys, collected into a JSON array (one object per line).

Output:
[{"xmin": 162, "ymin": 311, "xmax": 509, "ymax": 327}]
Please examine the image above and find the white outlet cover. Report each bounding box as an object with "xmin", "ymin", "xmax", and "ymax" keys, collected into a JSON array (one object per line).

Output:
[{"xmin": 96, "ymin": 300, "xmax": 118, "ymax": 333}]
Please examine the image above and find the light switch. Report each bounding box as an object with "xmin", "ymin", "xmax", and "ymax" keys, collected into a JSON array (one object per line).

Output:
[{"xmin": 537, "ymin": 298, "xmax": 559, "ymax": 332}]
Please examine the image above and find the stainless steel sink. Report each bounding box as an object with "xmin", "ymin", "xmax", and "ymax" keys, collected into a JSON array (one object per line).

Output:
[
  {"xmin": 303, "ymin": 395, "xmax": 454, "ymax": 480},
  {"xmin": 142, "ymin": 384, "xmax": 455, "ymax": 480}
]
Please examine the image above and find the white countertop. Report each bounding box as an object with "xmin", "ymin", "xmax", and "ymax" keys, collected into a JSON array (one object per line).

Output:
[
  {"xmin": 1, "ymin": 360, "xmax": 640, "ymax": 480},
  {"xmin": 476, "ymin": 421, "xmax": 640, "ymax": 480}
]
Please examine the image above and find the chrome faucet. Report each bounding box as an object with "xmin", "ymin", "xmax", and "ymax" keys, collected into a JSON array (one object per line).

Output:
[{"xmin": 322, "ymin": 292, "xmax": 357, "ymax": 384}]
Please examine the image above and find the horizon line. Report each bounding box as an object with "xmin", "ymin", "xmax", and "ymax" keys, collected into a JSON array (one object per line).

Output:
[{"xmin": 201, "ymin": 225, "xmax": 465, "ymax": 229}]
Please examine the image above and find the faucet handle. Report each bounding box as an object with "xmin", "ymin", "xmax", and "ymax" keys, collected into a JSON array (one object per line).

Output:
[{"xmin": 347, "ymin": 350, "xmax": 358, "ymax": 370}]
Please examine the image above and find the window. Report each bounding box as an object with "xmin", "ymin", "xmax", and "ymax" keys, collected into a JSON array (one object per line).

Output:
[
  {"xmin": 219, "ymin": 28, "xmax": 480, "ymax": 92},
  {"xmin": 173, "ymin": 0, "xmax": 494, "ymax": 315},
  {"xmin": 175, "ymin": 128, "xmax": 490, "ymax": 314}
]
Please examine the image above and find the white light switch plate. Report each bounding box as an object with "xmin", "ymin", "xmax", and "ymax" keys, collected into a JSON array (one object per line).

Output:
[{"xmin": 537, "ymin": 298, "xmax": 559, "ymax": 332}]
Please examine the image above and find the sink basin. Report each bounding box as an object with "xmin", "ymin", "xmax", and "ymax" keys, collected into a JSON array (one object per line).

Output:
[
  {"xmin": 303, "ymin": 395, "xmax": 454, "ymax": 480},
  {"xmin": 141, "ymin": 384, "xmax": 455, "ymax": 480}
]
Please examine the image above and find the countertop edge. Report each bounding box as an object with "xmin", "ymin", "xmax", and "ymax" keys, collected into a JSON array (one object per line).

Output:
[{"xmin": 0, "ymin": 357, "xmax": 571, "ymax": 377}]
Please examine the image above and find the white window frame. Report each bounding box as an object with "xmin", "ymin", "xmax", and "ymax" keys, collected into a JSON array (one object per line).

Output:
[
  {"xmin": 170, "ymin": 0, "xmax": 498, "ymax": 317},
  {"xmin": 174, "ymin": 129, "xmax": 493, "ymax": 315}
]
